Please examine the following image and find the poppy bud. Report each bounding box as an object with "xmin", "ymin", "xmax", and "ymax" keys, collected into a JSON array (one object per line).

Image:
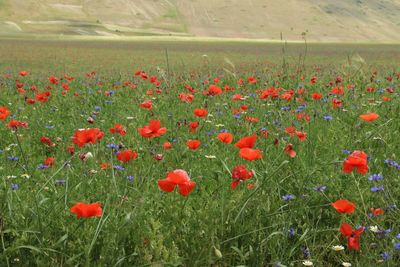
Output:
[{"xmin": 87, "ymin": 117, "xmax": 94, "ymax": 124}]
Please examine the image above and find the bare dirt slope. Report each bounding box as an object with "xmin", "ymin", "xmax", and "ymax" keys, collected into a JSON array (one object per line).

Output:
[{"xmin": 1, "ymin": 0, "xmax": 399, "ymax": 42}]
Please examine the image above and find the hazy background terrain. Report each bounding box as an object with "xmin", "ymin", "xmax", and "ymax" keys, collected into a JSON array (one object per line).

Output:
[{"xmin": 1, "ymin": 0, "xmax": 400, "ymax": 42}]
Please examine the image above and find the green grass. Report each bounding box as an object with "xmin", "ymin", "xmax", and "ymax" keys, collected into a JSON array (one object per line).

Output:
[{"xmin": 0, "ymin": 39, "xmax": 399, "ymax": 266}]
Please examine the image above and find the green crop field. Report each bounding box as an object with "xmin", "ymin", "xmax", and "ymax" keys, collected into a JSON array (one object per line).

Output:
[{"xmin": 0, "ymin": 38, "xmax": 399, "ymax": 266}]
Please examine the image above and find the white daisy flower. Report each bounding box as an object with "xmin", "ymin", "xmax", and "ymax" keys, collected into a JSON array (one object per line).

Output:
[
  {"xmin": 332, "ymin": 245, "xmax": 345, "ymax": 251},
  {"xmin": 370, "ymin": 226, "xmax": 379, "ymax": 233}
]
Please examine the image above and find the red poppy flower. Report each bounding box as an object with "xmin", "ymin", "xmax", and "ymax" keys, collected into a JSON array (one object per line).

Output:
[
  {"xmin": 245, "ymin": 117, "xmax": 259, "ymax": 123},
  {"xmin": 0, "ymin": 107, "xmax": 11, "ymax": 120},
  {"xmin": 157, "ymin": 169, "xmax": 196, "ymax": 196},
  {"xmin": 342, "ymin": 150, "xmax": 368, "ymax": 174},
  {"xmin": 7, "ymin": 120, "xmax": 27, "ymax": 129},
  {"xmin": 62, "ymin": 84, "xmax": 70, "ymax": 91},
  {"xmin": 139, "ymin": 100, "xmax": 153, "ymax": 110},
  {"xmin": 40, "ymin": 136, "xmax": 54, "ymax": 147},
  {"xmin": 340, "ymin": 223, "xmax": 364, "ymax": 251},
  {"xmin": 44, "ymin": 157, "xmax": 55, "ymax": 167},
  {"xmin": 295, "ymin": 131, "xmax": 307, "ymax": 141},
  {"xmin": 331, "ymin": 199, "xmax": 356, "ymax": 214},
  {"xmin": 231, "ymin": 165, "xmax": 253, "ymax": 189},
  {"xmin": 217, "ymin": 132, "xmax": 233, "ymax": 144},
  {"xmin": 284, "ymin": 143, "xmax": 296, "ymax": 158},
  {"xmin": 359, "ymin": 113, "xmax": 379, "ymax": 122},
  {"xmin": 19, "ymin": 70, "xmax": 29, "ymax": 77},
  {"xmin": 259, "ymin": 87, "xmax": 281, "ymax": 99},
  {"xmin": 163, "ymin": 141, "xmax": 173, "ymax": 150},
  {"xmin": 138, "ymin": 120, "xmax": 167, "ymax": 138},
  {"xmin": 67, "ymin": 145, "xmax": 75, "ymax": 155},
  {"xmin": 239, "ymin": 148, "xmax": 262, "ymax": 161},
  {"xmin": 189, "ymin": 121, "xmax": 199, "ymax": 132},
  {"xmin": 100, "ymin": 162, "xmax": 112, "ymax": 170},
  {"xmin": 204, "ymin": 84, "xmax": 222, "ymax": 96},
  {"xmin": 332, "ymin": 98, "xmax": 342, "ymax": 109},
  {"xmin": 26, "ymin": 98, "xmax": 36, "ymax": 104},
  {"xmin": 35, "ymin": 92, "xmax": 51, "ymax": 103},
  {"xmin": 311, "ymin": 92, "xmax": 322, "ymax": 100},
  {"xmin": 370, "ymin": 208, "xmax": 384, "ymax": 216},
  {"xmin": 109, "ymin": 123, "xmax": 126, "ymax": 136},
  {"xmin": 187, "ymin": 139, "xmax": 201, "ymax": 150},
  {"xmin": 193, "ymin": 108, "xmax": 208, "ymax": 118},
  {"xmin": 48, "ymin": 76, "xmax": 59, "ymax": 85},
  {"xmin": 247, "ymin": 76, "xmax": 257, "ymax": 84},
  {"xmin": 72, "ymin": 128, "xmax": 104, "ymax": 147},
  {"xmin": 116, "ymin": 149, "xmax": 138, "ymax": 162},
  {"xmin": 178, "ymin": 93, "xmax": 194, "ymax": 103},
  {"xmin": 70, "ymin": 202, "xmax": 102, "ymax": 218},
  {"xmin": 310, "ymin": 76, "xmax": 317, "ymax": 84},
  {"xmin": 281, "ymin": 90, "xmax": 294, "ymax": 101},
  {"xmin": 285, "ymin": 126, "xmax": 296, "ymax": 136},
  {"xmin": 232, "ymin": 94, "xmax": 244, "ymax": 100},
  {"xmin": 235, "ymin": 134, "xmax": 257, "ymax": 149},
  {"xmin": 330, "ymin": 86, "xmax": 344, "ymax": 95}
]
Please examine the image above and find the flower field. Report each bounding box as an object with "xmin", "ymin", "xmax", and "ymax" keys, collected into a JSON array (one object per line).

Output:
[{"xmin": 0, "ymin": 40, "xmax": 399, "ymax": 266}]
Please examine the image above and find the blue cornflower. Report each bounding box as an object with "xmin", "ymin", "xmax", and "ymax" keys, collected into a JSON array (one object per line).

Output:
[
  {"xmin": 113, "ymin": 165, "xmax": 125, "ymax": 171},
  {"xmin": 11, "ymin": 183, "xmax": 19, "ymax": 190},
  {"xmin": 7, "ymin": 156, "xmax": 19, "ymax": 161},
  {"xmin": 370, "ymin": 185, "xmax": 384, "ymax": 192},
  {"xmin": 127, "ymin": 175, "xmax": 134, "ymax": 181},
  {"xmin": 313, "ymin": 185, "xmax": 327, "ymax": 192},
  {"xmin": 342, "ymin": 149, "xmax": 351, "ymax": 155},
  {"xmin": 380, "ymin": 252, "xmax": 391, "ymax": 260},
  {"xmin": 396, "ymin": 233, "xmax": 400, "ymax": 239},
  {"xmin": 301, "ymin": 245, "xmax": 311, "ymax": 259},
  {"xmin": 368, "ymin": 173, "xmax": 383, "ymax": 181},
  {"xmin": 323, "ymin": 115, "xmax": 333, "ymax": 121},
  {"xmin": 45, "ymin": 125, "xmax": 55, "ymax": 129},
  {"xmin": 394, "ymin": 243, "xmax": 400, "ymax": 250},
  {"xmin": 233, "ymin": 114, "xmax": 241, "ymax": 119},
  {"xmin": 37, "ymin": 164, "xmax": 49, "ymax": 169},
  {"xmin": 106, "ymin": 143, "xmax": 119, "ymax": 150},
  {"xmin": 281, "ymin": 106, "xmax": 290, "ymax": 111},
  {"xmin": 95, "ymin": 106, "xmax": 101, "ymax": 111},
  {"xmin": 288, "ymin": 226, "xmax": 296, "ymax": 238},
  {"xmin": 282, "ymin": 194, "xmax": 295, "ymax": 201}
]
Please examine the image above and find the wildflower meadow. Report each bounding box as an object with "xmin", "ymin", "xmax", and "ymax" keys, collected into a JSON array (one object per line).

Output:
[{"xmin": 0, "ymin": 40, "xmax": 399, "ymax": 266}]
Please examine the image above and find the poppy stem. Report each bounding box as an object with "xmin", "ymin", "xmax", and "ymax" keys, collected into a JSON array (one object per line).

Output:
[
  {"xmin": 353, "ymin": 173, "xmax": 368, "ymax": 217},
  {"xmin": 14, "ymin": 130, "xmax": 30, "ymax": 173},
  {"xmin": 110, "ymin": 149, "xmax": 119, "ymax": 196}
]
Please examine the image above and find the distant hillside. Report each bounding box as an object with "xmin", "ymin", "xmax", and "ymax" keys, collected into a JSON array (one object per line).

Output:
[{"xmin": 1, "ymin": 0, "xmax": 400, "ymax": 42}]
